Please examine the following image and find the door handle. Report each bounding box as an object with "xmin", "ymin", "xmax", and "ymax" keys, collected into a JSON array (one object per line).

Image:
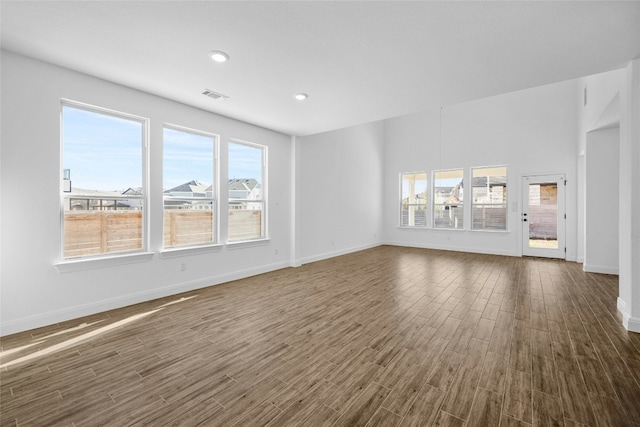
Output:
[{"xmin": 523, "ymin": 218, "xmax": 528, "ymax": 222}]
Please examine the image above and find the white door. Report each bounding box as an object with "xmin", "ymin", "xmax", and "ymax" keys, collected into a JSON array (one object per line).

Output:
[{"xmin": 522, "ymin": 175, "xmax": 566, "ymax": 259}]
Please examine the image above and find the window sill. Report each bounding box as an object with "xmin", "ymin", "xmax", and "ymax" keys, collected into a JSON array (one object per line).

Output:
[
  {"xmin": 160, "ymin": 244, "xmax": 223, "ymax": 258},
  {"xmin": 226, "ymin": 238, "xmax": 271, "ymax": 250},
  {"xmin": 469, "ymin": 229, "xmax": 510, "ymax": 233},
  {"xmin": 396, "ymin": 227, "xmax": 508, "ymax": 233},
  {"xmin": 54, "ymin": 252, "xmax": 154, "ymax": 273}
]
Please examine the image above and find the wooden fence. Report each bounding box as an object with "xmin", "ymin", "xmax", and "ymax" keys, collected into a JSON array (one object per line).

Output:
[
  {"xmin": 472, "ymin": 206, "xmax": 507, "ymax": 230},
  {"xmin": 163, "ymin": 210, "xmax": 213, "ymax": 248},
  {"xmin": 64, "ymin": 209, "xmax": 261, "ymax": 257},
  {"xmin": 64, "ymin": 211, "xmax": 142, "ymax": 258},
  {"xmin": 228, "ymin": 210, "xmax": 262, "ymax": 241}
]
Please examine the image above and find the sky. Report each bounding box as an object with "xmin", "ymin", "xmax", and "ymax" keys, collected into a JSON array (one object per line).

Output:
[
  {"xmin": 63, "ymin": 106, "xmax": 142, "ymax": 192},
  {"xmin": 63, "ymin": 106, "xmax": 263, "ymax": 193}
]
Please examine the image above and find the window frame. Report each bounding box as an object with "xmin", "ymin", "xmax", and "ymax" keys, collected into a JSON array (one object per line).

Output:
[
  {"xmin": 470, "ymin": 165, "xmax": 508, "ymax": 232},
  {"xmin": 227, "ymin": 139, "xmax": 268, "ymax": 242},
  {"xmin": 432, "ymin": 168, "xmax": 465, "ymax": 230},
  {"xmin": 162, "ymin": 124, "xmax": 220, "ymax": 250},
  {"xmin": 399, "ymin": 171, "xmax": 428, "ymax": 228},
  {"xmin": 59, "ymin": 99, "xmax": 149, "ymax": 261}
]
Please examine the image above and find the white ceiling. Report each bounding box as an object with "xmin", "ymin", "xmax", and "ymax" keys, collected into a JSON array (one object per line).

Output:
[{"xmin": 2, "ymin": 1, "xmax": 639, "ymax": 136}]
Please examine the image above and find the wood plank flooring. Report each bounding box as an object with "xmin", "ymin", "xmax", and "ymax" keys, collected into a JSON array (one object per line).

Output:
[{"xmin": 2, "ymin": 246, "xmax": 640, "ymax": 426}]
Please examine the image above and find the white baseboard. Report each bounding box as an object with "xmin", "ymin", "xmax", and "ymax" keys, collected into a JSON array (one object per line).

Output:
[
  {"xmin": 617, "ymin": 297, "xmax": 640, "ymax": 333},
  {"xmin": 301, "ymin": 242, "xmax": 381, "ymax": 265},
  {"xmin": 624, "ymin": 316, "xmax": 640, "ymax": 333},
  {"xmin": 0, "ymin": 260, "xmax": 291, "ymax": 336},
  {"xmin": 618, "ymin": 297, "xmax": 627, "ymax": 313},
  {"xmin": 382, "ymin": 240, "xmax": 519, "ymax": 258},
  {"xmin": 583, "ymin": 264, "xmax": 619, "ymax": 275}
]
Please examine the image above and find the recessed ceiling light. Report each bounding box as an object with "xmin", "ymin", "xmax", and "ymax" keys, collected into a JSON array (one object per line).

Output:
[
  {"xmin": 209, "ymin": 50, "xmax": 229, "ymax": 63},
  {"xmin": 294, "ymin": 93, "xmax": 308, "ymax": 101}
]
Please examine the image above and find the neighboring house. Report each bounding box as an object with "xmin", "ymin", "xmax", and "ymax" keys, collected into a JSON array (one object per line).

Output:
[
  {"xmin": 163, "ymin": 180, "xmax": 211, "ymax": 210},
  {"xmin": 121, "ymin": 187, "xmax": 143, "ymax": 209},
  {"xmin": 163, "ymin": 180, "xmax": 209, "ymax": 198},
  {"xmin": 471, "ymin": 176, "xmax": 506, "ymax": 204},
  {"xmin": 228, "ymin": 178, "xmax": 262, "ymax": 210},
  {"xmin": 434, "ymin": 184, "xmax": 464, "ymax": 205},
  {"xmin": 162, "ymin": 179, "xmax": 262, "ymax": 210},
  {"xmin": 64, "ymin": 179, "xmax": 263, "ymax": 211}
]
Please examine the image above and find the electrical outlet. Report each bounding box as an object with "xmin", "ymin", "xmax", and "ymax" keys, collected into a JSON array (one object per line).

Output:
[{"xmin": 180, "ymin": 263, "xmax": 186, "ymax": 271}]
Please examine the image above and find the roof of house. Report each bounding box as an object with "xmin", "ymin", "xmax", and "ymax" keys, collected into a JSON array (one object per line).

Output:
[
  {"xmin": 164, "ymin": 180, "xmax": 210, "ymax": 194},
  {"xmin": 471, "ymin": 177, "xmax": 507, "ymax": 187},
  {"xmin": 228, "ymin": 178, "xmax": 260, "ymax": 192}
]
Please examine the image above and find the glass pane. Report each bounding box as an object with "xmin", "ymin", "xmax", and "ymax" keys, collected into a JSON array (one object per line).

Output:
[
  {"xmin": 63, "ymin": 106, "xmax": 142, "ymax": 193},
  {"xmin": 163, "ymin": 127, "xmax": 214, "ymax": 196},
  {"xmin": 63, "ymin": 197, "xmax": 143, "ymax": 258},
  {"xmin": 472, "ymin": 205, "xmax": 507, "ymax": 230},
  {"xmin": 228, "ymin": 142, "xmax": 263, "ymax": 190},
  {"xmin": 62, "ymin": 105, "xmax": 144, "ymax": 258},
  {"xmin": 164, "ymin": 201, "xmax": 213, "ymax": 248},
  {"xmin": 472, "ymin": 167, "xmax": 507, "ymax": 230},
  {"xmin": 228, "ymin": 203, "xmax": 263, "ymax": 241},
  {"xmin": 228, "ymin": 142, "xmax": 264, "ymax": 241},
  {"xmin": 434, "ymin": 170, "xmax": 463, "ymax": 229},
  {"xmin": 401, "ymin": 172, "xmax": 427, "ymax": 227},
  {"xmin": 528, "ymin": 183, "xmax": 558, "ymax": 248},
  {"xmin": 401, "ymin": 204, "xmax": 426, "ymax": 227},
  {"xmin": 434, "ymin": 205, "xmax": 464, "ymax": 229}
]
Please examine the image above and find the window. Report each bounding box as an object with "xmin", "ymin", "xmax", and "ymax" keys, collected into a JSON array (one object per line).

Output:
[
  {"xmin": 61, "ymin": 101, "xmax": 146, "ymax": 258},
  {"xmin": 400, "ymin": 172, "xmax": 427, "ymax": 227},
  {"xmin": 228, "ymin": 141, "xmax": 266, "ymax": 241},
  {"xmin": 163, "ymin": 125, "xmax": 217, "ymax": 249},
  {"xmin": 471, "ymin": 166, "xmax": 508, "ymax": 230},
  {"xmin": 433, "ymin": 169, "xmax": 464, "ymax": 229}
]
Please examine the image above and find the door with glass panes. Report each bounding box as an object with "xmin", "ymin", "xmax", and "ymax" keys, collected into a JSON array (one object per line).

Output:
[{"xmin": 522, "ymin": 175, "xmax": 566, "ymax": 259}]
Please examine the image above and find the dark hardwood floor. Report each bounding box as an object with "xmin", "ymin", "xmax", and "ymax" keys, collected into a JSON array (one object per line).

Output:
[{"xmin": 1, "ymin": 246, "xmax": 639, "ymax": 426}]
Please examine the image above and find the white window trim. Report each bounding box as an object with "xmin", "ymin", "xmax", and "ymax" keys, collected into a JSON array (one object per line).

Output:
[
  {"xmin": 226, "ymin": 238, "xmax": 271, "ymax": 249},
  {"xmin": 227, "ymin": 139, "xmax": 268, "ymax": 242},
  {"xmin": 162, "ymin": 124, "xmax": 220, "ymax": 249},
  {"xmin": 59, "ymin": 99, "xmax": 150, "ymax": 262},
  {"xmin": 160, "ymin": 244, "xmax": 223, "ymax": 258},
  {"xmin": 55, "ymin": 252, "xmax": 154, "ymax": 273}
]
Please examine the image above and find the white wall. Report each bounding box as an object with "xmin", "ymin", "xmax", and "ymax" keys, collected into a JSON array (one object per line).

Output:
[
  {"xmin": 298, "ymin": 122, "xmax": 384, "ymax": 263},
  {"xmin": 584, "ymin": 128, "xmax": 620, "ymax": 274},
  {"xmin": 383, "ymin": 79, "xmax": 580, "ymax": 258},
  {"xmin": 618, "ymin": 58, "xmax": 640, "ymax": 332},
  {"xmin": 0, "ymin": 51, "xmax": 293, "ymax": 335},
  {"xmin": 576, "ymin": 69, "xmax": 625, "ymax": 263}
]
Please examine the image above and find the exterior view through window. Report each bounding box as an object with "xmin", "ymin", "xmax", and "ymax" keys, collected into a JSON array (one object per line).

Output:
[
  {"xmin": 433, "ymin": 169, "xmax": 464, "ymax": 229},
  {"xmin": 163, "ymin": 126, "xmax": 217, "ymax": 248},
  {"xmin": 471, "ymin": 166, "xmax": 508, "ymax": 230},
  {"xmin": 528, "ymin": 183, "xmax": 559, "ymax": 249},
  {"xmin": 61, "ymin": 102, "xmax": 145, "ymax": 258},
  {"xmin": 400, "ymin": 172, "xmax": 427, "ymax": 227},
  {"xmin": 228, "ymin": 141, "xmax": 265, "ymax": 241}
]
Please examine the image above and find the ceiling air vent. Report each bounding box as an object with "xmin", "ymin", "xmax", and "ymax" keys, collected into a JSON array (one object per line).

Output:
[{"xmin": 202, "ymin": 89, "xmax": 229, "ymax": 100}]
